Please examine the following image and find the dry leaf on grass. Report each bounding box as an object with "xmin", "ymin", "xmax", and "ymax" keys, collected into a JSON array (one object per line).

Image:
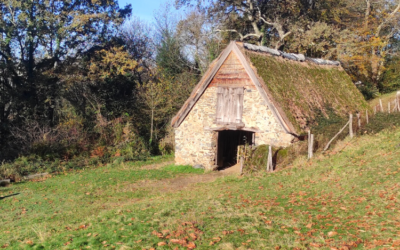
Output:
[
  {"xmin": 187, "ymin": 242, "xmax": 196, "ymax": 249},
  {"xmin": 327, "ymin": 231, "xmax": 338, "ymax": 237}
]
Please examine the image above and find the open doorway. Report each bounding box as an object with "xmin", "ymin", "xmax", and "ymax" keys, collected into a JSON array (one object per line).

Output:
[{"xmin": 217, "ymin": 130, "xmax": 254, "ymax": 169}]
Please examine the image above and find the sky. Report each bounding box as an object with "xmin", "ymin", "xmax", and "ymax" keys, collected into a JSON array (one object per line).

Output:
[{"xmin": 118, "ymin": 0, "xmax": 169, "ymax": 22}]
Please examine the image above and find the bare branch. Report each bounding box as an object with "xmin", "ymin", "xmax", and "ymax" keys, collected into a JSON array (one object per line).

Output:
[
  {"xmin": 215, "ymin": 29, "xmax": 244, "ymax": 40},
  {"xmin": 375, "ymin": 0, "xmax": 400, "ymax": 37}
]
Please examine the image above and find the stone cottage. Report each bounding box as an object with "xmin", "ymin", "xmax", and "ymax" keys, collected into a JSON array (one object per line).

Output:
[{"xmin": 171, "ymin": 41, "xmax": 368, "ymax": 170}]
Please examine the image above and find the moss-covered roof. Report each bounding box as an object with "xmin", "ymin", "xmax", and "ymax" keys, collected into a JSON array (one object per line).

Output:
[
  {"xmin": 244, "ymin": 49, "xmax": 370, "ymax": 132},
  {"xmin": 172, "ymin": 41, "xmax": 369, "ymax": 135}
]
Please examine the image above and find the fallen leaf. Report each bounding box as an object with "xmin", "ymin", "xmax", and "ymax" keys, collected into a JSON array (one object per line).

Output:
[
  {"xmin": 189, "ymin": 233, "xmax": 197, "ymax": 240},
  {"xmin": 328, "ymin": 231, "xmax": 338, "ymax": 237},
  {"xmin": 309, "ymin": 242, "xmax": 322, "ymax": 247},
  {"xmin": 212, "ymin": 237, "xmax": 221, "ymax": 242},
  {"xmin": 393, "ymin": 240, "xmax": 400, "ymax": 247},
  {"xmin": 26, "ymin": 240, "xmax": 33, "ymax": 245},
  {"xmin": 187, "ymin": 242, "xmax": 196, "ymax": 249},
  {"xmin": 306, "ymin": 223, "xmax": 312, "ymax": 229},
  {"xmin": 158, "ymin": 242, "xmax": 167, "ymax": 246}
]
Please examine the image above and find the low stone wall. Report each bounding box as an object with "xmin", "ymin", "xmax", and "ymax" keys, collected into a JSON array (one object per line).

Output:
[{"xmin": 175, "ymin": 86, "xmax": 294, "ymax": 170}]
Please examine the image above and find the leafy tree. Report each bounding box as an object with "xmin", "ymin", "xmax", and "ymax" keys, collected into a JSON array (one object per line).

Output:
[
  {"xmin": 380, "ymin": 56, "xmax": 400, "ymax": 93},
  {"xmin": 0, "ymin": 0, "xmax": 131, "ymax": 160}
]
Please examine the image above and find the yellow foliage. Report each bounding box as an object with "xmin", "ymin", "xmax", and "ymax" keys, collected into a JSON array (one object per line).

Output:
[{"xmin": 89, "ymin": 46, "xmax": 140, "ymax": 81}]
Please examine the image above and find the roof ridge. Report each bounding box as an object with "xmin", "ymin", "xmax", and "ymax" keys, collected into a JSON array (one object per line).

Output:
[{"xmin": 243, "ymin": 43, "xmax": 340, "ymax": 66}]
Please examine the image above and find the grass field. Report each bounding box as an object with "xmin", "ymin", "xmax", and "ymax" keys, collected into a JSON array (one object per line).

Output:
[
  {"xmin": 369, "ymin": 91, "xmax": 399, "ymax": 111},
  {"xmin": 2, "ymin": 128, "xmax": 400, "ymax": 249}
]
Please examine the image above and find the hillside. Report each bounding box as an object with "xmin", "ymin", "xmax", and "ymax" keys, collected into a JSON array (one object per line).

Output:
[{"xmin": 1, "ymin": 128, "xmax": 400, "ymax": 249}]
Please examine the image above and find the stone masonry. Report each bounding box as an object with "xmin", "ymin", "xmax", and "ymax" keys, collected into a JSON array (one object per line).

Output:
[{"xmin": 175, "ymin": 85, "xmax": 294, "ymax": 170}]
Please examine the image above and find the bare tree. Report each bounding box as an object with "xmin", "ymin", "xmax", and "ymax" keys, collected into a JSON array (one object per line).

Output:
[
  {"xmin": 176, "ymin": 0, "xmax": 302, "ymax": 49},
  {"xmin": 177, "ymin": 7, "xmax": 223, "ymax": 73}
]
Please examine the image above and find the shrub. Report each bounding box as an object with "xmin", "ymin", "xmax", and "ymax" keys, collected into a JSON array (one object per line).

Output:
[
  {"xmin": 159, "ymin": 125, "xmax": 175, "ymax": 155},
  {"xmin": 242, "ymin": 141, "xmax": 308, "ymax": 174}
]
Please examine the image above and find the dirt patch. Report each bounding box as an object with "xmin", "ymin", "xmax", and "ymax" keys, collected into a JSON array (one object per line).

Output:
[{"xmin": 126, "ymin": 164, "xmax": 241, "ymax": 194}]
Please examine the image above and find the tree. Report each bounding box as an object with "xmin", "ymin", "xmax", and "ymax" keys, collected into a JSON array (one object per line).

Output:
[
  {"xmin": 154, "ymin": 3, "xmax": 194, "ymax": 77},
  {"xmin": 121, "ymin": 16, "xmax": 156, "ymax": 66},
  {"xmin": 176, "ymin": 0, "xmax": 305, "ymax": 49},
  {"xmin": 326, "ymin": 0, "xmax": 400, "ymax": 86},
  {"xmin": 0, "ymin": 0, "xmax": 131, "ymax": 160},
  {"xmin": 177, "ymin": 7, "xmax": 223, "ymax": 73}
]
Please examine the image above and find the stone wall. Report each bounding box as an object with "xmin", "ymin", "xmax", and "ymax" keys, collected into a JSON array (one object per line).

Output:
[{"xmin": 174, "ymin": 86, "xmax": 294, "ymax": 170}]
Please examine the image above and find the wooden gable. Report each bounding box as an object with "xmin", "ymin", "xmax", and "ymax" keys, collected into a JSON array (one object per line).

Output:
[
  {"xmin": 209, "ymin": 52, "xmax": 255, "ymax": 89},
  {"xmin": 171, "ymin": 41, "xmax": 296, "ymax": 135}
]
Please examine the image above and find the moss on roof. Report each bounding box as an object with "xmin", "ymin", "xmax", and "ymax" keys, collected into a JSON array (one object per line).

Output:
[{"xmin": 246, "ymin": 51, "xmax": 370, "ymax": 132}]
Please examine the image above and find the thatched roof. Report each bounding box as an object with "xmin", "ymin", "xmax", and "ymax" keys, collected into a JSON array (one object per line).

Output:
[{"xmin": 171, "ymin": 41, "xmax": 369, "ymax": 134}]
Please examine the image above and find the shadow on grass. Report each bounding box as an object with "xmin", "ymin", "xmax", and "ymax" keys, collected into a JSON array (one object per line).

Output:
[{"xmin": 0, "ymin": 193, "xmax": 19, "ymax": 200}]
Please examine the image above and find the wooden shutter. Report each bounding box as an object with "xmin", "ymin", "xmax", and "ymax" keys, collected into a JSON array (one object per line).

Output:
[
  {"xmin": 235, "ymin": 88, "xmax": 244, "ymax": 124},
  {"xmin": 216, "ymin": 87, "xmax": 244, "ymax": 125},
  {"xmin": 216, "ymin": 87, "xmax": 224, "ymax": 123}
]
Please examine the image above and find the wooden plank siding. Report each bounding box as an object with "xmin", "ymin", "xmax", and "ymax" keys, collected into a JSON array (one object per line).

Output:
[{"xmin": 209, "ymin": 52, "xmax": 256, "ymax": 89}]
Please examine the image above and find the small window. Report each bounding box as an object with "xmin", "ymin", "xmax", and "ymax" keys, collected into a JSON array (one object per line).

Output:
[{"xmin": 216, "ymin": 87, "xmax": 244, "ymax": 124}]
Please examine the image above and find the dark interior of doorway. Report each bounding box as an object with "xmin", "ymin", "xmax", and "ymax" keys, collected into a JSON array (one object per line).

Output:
[{"xmin": 217, "ymin": 130, "xmax": 254, "ymax": 169}]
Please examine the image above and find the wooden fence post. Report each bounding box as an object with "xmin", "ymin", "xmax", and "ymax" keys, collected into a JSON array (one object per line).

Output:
[
  {"xmin": 379, "ymin": 99, "xmax": 383, "ymax": 112},
  {"xmin": 267, "ymin": 145, "xmax": 273, "ymax": 172},
  {"xmin": 357, "ymin": 113, "xmax": 361, "ymax": 129},
  {"xmin": 374, "ymin": 106, "xmax": 376, "ymax": 115},
  {"xmin": 388, "ymin": 102, "xmax": 391, "ymax": 114},
  {"xmin": 349, "ymin": 114, "xmax": 353, "ymax": 138},
  {"xmin": 397, "ymin": 91, "xmax": 400, "ymax": 112},
  {"xmin": 308, "ymin": 134, "xmax": 314, "ymax": 159},
  {"xmin": 240, "ymin": 156, "xmax": 244, "ymax": 174},
  {"xmin": 308, "ymin": 131, "xmax": 310, "ymax": 159},
  {"xmin": 366, "ymin": 110, "xmax": 369, "ymax": 124}
]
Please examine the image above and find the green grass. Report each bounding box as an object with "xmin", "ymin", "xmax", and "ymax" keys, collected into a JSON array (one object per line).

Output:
[
  {"xmin": 2, "ymin": 129, "xmax": 400, "ymax": 249},
  {"xmin": 369, "ymin": 90, "xmax": 399, "ymax": 110}
]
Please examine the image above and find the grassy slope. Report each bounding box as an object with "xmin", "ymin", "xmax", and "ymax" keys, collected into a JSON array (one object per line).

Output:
[
  {"xmin": 2, "ymin": 129, "xmax": 400, "ymax": 249},
  {"xmin": 369, "ymin": 91, "xmax": 399, "ymax": 111},
  {"xmin": 247, "ymin": 52, "xmax": 370, "ymax": 131}
]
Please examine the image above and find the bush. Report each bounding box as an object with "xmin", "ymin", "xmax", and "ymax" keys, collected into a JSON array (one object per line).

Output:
[
  {"xmin": 159, "ymin": 125, "xmax": 175, "ymax": 155},
  {"xmin": 242, "ymin": 141, "xmax": 308, "ymax": 174},
  {"xmin": 1, "ymin": 117, "xmax": 150, "ymax": 180}
]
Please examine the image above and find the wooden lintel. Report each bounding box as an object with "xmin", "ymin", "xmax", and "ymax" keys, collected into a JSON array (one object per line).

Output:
[{"xmin": 204, "ymin": 126, "xmax": 262, "ymax": 133}]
